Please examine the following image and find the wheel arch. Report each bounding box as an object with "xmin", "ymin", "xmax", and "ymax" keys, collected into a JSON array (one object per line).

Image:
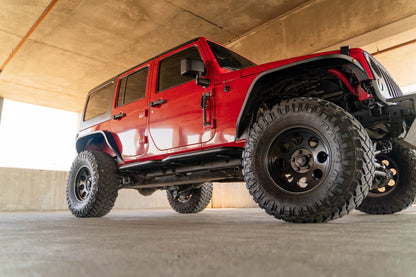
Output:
[
  {"xmin": 236, "ymin": 54, "xmax": 370, "ymax": 139},
  {"xmin": 76, "ymin": 131, "xmax": 123, "ymax": 163}
]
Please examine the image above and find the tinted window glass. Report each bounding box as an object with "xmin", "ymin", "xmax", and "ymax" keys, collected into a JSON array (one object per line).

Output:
[
  {"xmin": 208, "ymin": 41, "xmax": 256, "ymax": 71},
  {"xmin": 84, "ymin": 83, "xmax": 113, "ymax": 121},
  {"xmin": 158, "ymin": 47, "xmax": 203, "ymax": 92},
  {"xmin": 117, "ymin": 67, "xmax": 148, "ymax": 106}
]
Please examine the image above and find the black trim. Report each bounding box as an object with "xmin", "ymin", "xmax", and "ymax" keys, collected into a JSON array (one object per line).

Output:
[
  {"xmin": 235, "ymin": 54, "xmax": 370, "ymax": 139},
  {"xmin": 340, "ymin": 46, "xmax": 350, "ymax": 56},
  {"xmin": 76, "ymin": 131, "xmax": 123, "ymax": 163},
  {"xmin": 119, "ymin": 147, "xmax": 243, "ymax": 171},
  {"xmin": 387, "ymin": 94, "xmax": 416, "ymax": 113}
]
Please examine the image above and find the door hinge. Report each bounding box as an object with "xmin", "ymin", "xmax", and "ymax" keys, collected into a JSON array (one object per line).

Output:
[
  {"xmin": 139, "ymin": 109, "xmax": 148, "ymax": 118},
  {"xmin": 139, "ymin": 136, "xmax": 148, "ymax": 144}
]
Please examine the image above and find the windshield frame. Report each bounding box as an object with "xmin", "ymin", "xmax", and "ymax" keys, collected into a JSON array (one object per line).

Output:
[{"xmin": 207, "ymin": 41, "xmax": 256, "ymax": 71}]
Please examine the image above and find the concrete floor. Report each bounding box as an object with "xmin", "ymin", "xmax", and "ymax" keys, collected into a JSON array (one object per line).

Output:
[{"xmin": 1, "ymin": 207, "xmax": 416, "ymax": 277}]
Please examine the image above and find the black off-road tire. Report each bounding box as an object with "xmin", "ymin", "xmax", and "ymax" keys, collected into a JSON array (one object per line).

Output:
[
  {"xmin": 167, "ymin": 182, "xmax": 213, "ymax": 214},
  {"xmin": 66, "ymin": 151, "xmax": 119, "ymax": 217},
  {"xmin": 357, "ymin": 140, "xmax": 416, "ymax": 214},
  {"xmin": 242, "ymin": 97, "xmax": 375, "ymax": 223}
]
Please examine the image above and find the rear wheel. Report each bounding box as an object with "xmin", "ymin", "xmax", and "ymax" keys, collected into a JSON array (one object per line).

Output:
[
  {"xmin": 66, "ymin": 151, "xmax": 119, "ymax": 217},
  {"xmin": 357, "ymin": 140, "xmax": 416, "ymax": 214},
  {"xmin": 167, "ymin": 182, "xmax": 213, "ymax": 214},
  {"xmin": 242, "ymin": 98, "xmax": 375, "ymax": 223}
]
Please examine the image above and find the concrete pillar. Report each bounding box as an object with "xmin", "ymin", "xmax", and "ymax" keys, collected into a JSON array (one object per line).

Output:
[{"xmin": 0, "ymin": 97, "xmax": 3, "ymax": 125}]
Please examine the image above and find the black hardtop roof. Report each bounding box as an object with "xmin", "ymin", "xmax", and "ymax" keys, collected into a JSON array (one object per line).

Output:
[{"xmin": 88, "ymin": 37, "xmax": 201, "ymax": 94}]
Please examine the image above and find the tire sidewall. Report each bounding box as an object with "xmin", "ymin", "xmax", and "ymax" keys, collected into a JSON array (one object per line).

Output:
[
  {"xmin": 358, "ymin": 141, "xmax": 416, "ymax": 213},
  {"xmin": 243, "ymin": 97, "xmax": 373, "ymax": 222},
  {"xmin": 167, "ymin": 182, "xmax": 212, "ymax": 214},
  {"xmin": 252, "ymin": 111, "xmax": 342, "ymax": 207},
  {"xmin": 66, "ymin": 152, "xmax": 100, "ymax": 217}
]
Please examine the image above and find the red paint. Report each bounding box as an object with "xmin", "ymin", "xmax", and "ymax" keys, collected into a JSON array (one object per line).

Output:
[{"xmin": 79, "ymin": 37, "xmax": 381, "ymax": 165}]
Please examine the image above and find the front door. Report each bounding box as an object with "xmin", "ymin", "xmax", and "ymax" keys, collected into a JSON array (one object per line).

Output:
[
  {"xmin": 111, "ymin": 64, "xmax": 151, "ymax": 161},
  {"xmin": 149, "ymin": 45, "xmax": 215, "ymax": 151}
]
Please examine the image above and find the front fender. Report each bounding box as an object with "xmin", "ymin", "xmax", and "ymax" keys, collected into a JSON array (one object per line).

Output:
[{"xmin": 236, "ymin": 54, "xmax": 370, "ymax": 139}]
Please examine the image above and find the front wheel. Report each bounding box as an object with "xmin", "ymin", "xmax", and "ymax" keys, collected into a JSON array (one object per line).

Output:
[
  {"xmin": 357, "ymin": 140, "xmax": 416, "ymax": 214},
  {"xmin": 167, "ymin": 182, "xmax": 213, "ymax": 214},
  {"xmin": 242, "ymin": 98, "xmax": 375, "ymax": 223}
]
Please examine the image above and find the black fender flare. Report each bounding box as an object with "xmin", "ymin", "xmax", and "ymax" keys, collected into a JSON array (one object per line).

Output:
[
  {"xmin": 76, "ymin": 131, "xmax": 123, "ymax": 163},
  {"xmin": 235, "ymin": 54, "xmax": 370, "ymax": 139}
]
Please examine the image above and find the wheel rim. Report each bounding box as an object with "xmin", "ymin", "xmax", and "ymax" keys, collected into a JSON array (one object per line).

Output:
[
  {"xmin": 266, "ymin": 127, "xmax": 331, "ymax": 193},
  {"xmin": 369, "ymin": 155, "xmax": 399, "ymax": 197},
  {"xmin": 74, "ymin": 166, "xmax": 92, "ymax": 202},
  {"xmin": 177, "ymin": 191, "xmax": 192, "ymax": 203}
]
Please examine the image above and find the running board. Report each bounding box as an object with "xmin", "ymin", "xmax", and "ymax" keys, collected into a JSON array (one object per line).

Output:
[{"xmin": 119, "ymin": 147, "xmax": 244, "ymax": 172}]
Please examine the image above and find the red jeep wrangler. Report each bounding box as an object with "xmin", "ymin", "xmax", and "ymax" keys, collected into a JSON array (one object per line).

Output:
[{"xmin": 67, "ymin": 37, "xmax": 416, "ymax": 223}]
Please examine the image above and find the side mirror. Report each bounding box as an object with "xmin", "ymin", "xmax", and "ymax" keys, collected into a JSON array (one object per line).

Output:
[
  {"xmin": 180, "ymin": 58, "xmax": 210, "ymax": 87},
  {"xmin": 180, "ymin": 58, "xmax": 205, "ymax": 77}
]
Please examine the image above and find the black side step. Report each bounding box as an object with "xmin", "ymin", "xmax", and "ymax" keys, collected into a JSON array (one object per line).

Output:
[{"xmin": 119, "ymin": 147, "xmax": 244, "ymax": 172}]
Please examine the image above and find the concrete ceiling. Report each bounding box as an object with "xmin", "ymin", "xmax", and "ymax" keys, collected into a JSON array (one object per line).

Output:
[
  {"xmin": 1, "ymin": 0, "xmax": 416, "ymax": 113},
  {"xmin": 0, "ymin": 0, "xmax": 309, "ymax": 112}
]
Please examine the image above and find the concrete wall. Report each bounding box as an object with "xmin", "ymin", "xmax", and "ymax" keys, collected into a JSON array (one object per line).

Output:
[
  {"xmin": 0, "ymin": 167, "xmax": 68, "ymax": 211},
  {"xmin": 0, "ymin": 167, "xmax": 256, "ymax": 211}
]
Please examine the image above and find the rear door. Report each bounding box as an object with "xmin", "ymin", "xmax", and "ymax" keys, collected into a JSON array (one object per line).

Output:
[
  {"xmin": 149, "ymin": 43, "xmax": 215, "ymax": 151},
  {"xmin": 111, "ymin": 63, "xmax": 151, "ymax": 161}
]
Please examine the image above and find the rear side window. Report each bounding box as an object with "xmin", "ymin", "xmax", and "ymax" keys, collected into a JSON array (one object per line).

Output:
[
  {"xmin": 158, "ymin": 47, "xmax": 204, "ymax": 92},
  {"xmin": 84, "ymin": 83, "xmax": 113, "ymax": 121},
  {"xmin": 117, "ymin": 67, "xmax": 149, "ymax": 106}
]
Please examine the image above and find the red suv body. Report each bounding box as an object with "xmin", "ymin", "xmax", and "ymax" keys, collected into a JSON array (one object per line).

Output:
[{"xmin": 67, "ymin": 37, "xmax": 416, "ymax": 223}]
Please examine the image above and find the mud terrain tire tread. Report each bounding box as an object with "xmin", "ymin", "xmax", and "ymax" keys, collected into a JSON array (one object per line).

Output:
[
  {"xmin": 66, "ymin": 151, "xmax": 119, "ymax": 217},
  {"xmin": 242, "ymin": 97, "xmax": 375, "ymax": 223},
  {"xmin": 167, "ymin": 182, "xmax": 213, "ymax": 214},
  {"xmin": 357, "ymin": 140, "xmax": 416, "ymax": 214}
]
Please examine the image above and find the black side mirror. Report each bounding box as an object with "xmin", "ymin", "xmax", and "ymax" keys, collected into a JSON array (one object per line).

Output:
[
  {"xmin": 181, "ymin": 58, "xmax": 205, "ymax": 77},
  {"xmin": 180, "ymin": 58, "xmax": 210, "ymax": 87}
]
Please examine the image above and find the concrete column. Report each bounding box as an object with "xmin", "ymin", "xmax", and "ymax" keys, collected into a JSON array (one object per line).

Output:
[{"xmin": 0, "ymin": 97, "xmax": 4, "ymax": 125}]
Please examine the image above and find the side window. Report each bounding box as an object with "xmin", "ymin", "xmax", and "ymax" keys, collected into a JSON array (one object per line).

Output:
[
  {"xmin": 84, "ymin": 83, "xmax": 113, "ymax": 121},
  {"xmin": 158, "ymin": 47, "xmax": 204, "ymax": 92},
  {"xmin": 117, "ymin": 67, "xmax": 149, "ymax": 106}
]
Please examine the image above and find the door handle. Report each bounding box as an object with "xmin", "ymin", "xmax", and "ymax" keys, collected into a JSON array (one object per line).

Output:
[
  {"xmin": 112, "ymin": 112, "xmax": 126, "ymax": 120},
  {"xmin": 150, "ymin": 99, "xmax": 167, "ymax": 107}
]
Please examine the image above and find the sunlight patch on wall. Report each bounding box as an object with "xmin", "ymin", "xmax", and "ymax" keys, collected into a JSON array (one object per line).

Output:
[{"xmin": 0, "ymin": 100, "xmax": 78, "ymax": 171}]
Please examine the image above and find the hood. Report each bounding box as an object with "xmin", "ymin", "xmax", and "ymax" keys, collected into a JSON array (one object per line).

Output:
[{"xmin": 240, "ymin": 50, "xmax": 342, "ymax": 78}]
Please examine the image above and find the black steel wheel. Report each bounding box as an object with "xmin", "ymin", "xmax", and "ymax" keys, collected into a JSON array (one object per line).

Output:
[
  {"xmin": 357, "ymin": 140, "xmax": 416, "ymax": 214},
  {"xmin": 74, "ymin": 166, "xmax": 92, "ymax": 201},
  {"xmin": 67, "ymin": 151, "xmax": 119, "ymax": 217},
  {"xmin": 266, "ymin": 128, "xmax": 331, "ymax": 194},
  {"xmin": 167, "ymin": 182, "xmax": 213, "ymax": 214},
  {"xmin": 242, "ymin": 97, "xmax": 375, "ymax": 223}
]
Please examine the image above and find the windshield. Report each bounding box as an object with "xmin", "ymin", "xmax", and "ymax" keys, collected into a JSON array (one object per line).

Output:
[{"xmin": 208, "ymin": 41, "xmax": 256, "ymax": 71}]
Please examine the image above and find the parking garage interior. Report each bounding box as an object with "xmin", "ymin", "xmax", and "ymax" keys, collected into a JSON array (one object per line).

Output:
[{"xmin": 1, "ymin": 0, "xmax": 416, "ymax": 276}]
